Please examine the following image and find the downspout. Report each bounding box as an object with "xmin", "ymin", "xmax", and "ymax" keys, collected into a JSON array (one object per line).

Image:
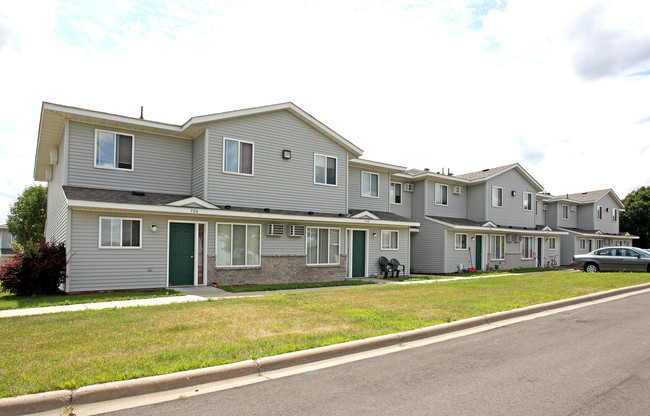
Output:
[{"xmin": 204, "ymin": 129, "xmax": 209, "ymax": 201}]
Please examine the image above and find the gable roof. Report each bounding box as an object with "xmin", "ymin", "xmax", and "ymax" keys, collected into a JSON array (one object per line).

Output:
[
  {"xmin": 550, "ymin": 189, "xmax": 624, "ymax": 208},
  {"xmin": 455, "ymin": 164, "xmax": 516, "ymax": 180},
  {"xmin": 35, "ymin": 102, "xmax": 363, "ymax": 181}
]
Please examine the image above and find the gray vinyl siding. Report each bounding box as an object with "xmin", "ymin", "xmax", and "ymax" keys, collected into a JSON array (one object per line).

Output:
[
  {"xmin": 546, "ymin": 202, "xmax": 559, "ymax": 228},
  {"xmin": 467, "ymin": 184, "xmax": 486, "ymax": 222},
  {"xmin": 557, "ymin": 203, "xmax": 578, "ymax": 229},
  {"xmin": 485, "ymin": 169, "xmax": 537, "ymax": 228},
  {"xmin": 204, "ymin": 111, "xmax": 350, "ymax": 214},
  {"xmin": 348, "ymin": 167, "xmax": 390, "ymax": 212},
  {"xmin": 445, "ymin": 230, "xmax": 476, "ymax": 273},
  {"xmin": 0, "ymin": 229, "xmax": 12, "ymax": 249},
  {"xmin": 67, "ymin": 121, "xmax": 192, "ymax": 195},
  {"xmin": 46, "ymin": 130, "xmax": 68, "ymax": 243},
  {"xmin": 410, "ymin": 218, "xmax": 445, "ymax": 274},
  {"xmin": 560, "ymin": 233, "xmax": 576, "ymax": 266},
  {"xmin": 425, "ymin": 180, "xmax": 467, "ymax": 218},
  {"xmin": 68, "ymin": 210, "xmax": 169, "ymax": 292},
  {"xmin": 577, "ymin": 205, "xmax": 593, "ymax": 230},
  {"xmin": 389, "ymin": 179, "xmax": 412, "ymax": 219},
  {"xmin": 535, "ymin": 197, "xmax": 546, "ymax": 226},
  {"xmin": 593, "ymin": 194, "xmax": 621, "ymax": 234},
  {"xmin": 366, "ymin": 226, "xmax": 410, "ymax": 276},
  {"xmin": 192, "ymin": 132, "xmax": 205, "ymax": 198}
]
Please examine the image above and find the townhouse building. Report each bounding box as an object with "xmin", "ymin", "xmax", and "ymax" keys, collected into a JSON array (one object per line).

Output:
[
  {"xmin": 0, "ymin": 224, "xmax": 16, "ymax": 265},
  {"xmin": 33, "ymin": 102, "xmax": 636, "ymax": 291}
]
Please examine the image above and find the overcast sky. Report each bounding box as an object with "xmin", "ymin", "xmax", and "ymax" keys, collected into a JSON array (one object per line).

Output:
[{"xmin": 1, "ymin": 0, "xmax": 650, "ymax": 223}]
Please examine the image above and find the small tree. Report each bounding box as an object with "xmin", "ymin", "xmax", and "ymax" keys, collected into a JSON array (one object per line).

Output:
[
  {"xmin": 0, "ymin": 241, "xmax": 67, "ymax": 295},
  {"xmin": 6, "ymin": 184, "xmax": 47, "ymax": 248},
  {"xmin": 620, "ymin": 186, "xmax": 650, "ymax": 248}
]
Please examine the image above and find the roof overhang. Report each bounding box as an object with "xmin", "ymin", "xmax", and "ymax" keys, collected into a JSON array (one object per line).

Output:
[
  {"xmin": 349, "ymin": 158, "xmax": 406, "ymax": 172},
  {"xmin": 428, "ymin": 217, "xmax": 568, "ymax": 235},
  {"xmin": 558, "ymin": 228, "xmax": 639, "ymax": 239}
]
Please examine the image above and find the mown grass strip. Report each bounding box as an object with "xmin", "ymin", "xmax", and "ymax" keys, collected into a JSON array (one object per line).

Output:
[
  {"xmin": 0, "ymin": 289, "xmax": 182, "ymax": 311},
  {"xmin": 219, "ymin": 279, "xmax": 375, "ymax": 293},
  {"xmin": 385, "ymin": 267, "xmax": 570, "ymax": 281},
  {"xmin": 0, "ymin": 272, "xmax": 648, "ymax": 398}
]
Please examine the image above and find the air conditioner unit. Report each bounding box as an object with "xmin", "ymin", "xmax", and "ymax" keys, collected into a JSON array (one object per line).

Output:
[
  {"xmin": 267, "ymin": 224, "xmax": 284, "ymax": 236},
  {"xmin": 508, "ymin": 235, "xmax": 520, "ymax": 243},
  {"xmin": 289, "ymin": 225, "xmax": 305, "ymax": 237},
  {"xmin": 570, "ymin": 206, "xmax": 577, "ymax": 212},
  {"xmin": 453, "ymin": 186, "xmax": 462, "ymax": 195},
  {"xmin": 404, "ymin": 183, "xmax": 414, "ymax": 192},
  {"xmin": 542, "ymin": 204, "xmax": 548, "ymax": 211}
]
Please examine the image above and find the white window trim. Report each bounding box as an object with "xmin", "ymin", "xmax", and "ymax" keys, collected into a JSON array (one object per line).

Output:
[
  {"xmin": 596, "ymin": 205, "xmax": 603, "ymax": 220},
  {"xmin": 490, "ymin": 235, "xmax": 505, "ymax": 260},
  {"xmin": 215, "ymin": 223, "xmax": 262, "ymax": 268},
  {"xmin": 520, "ymin": 236, "xmax": 534, "ymax": 259},
  {"xmin": 380, "ymin": 230, "xmax": 399, "ymax": 250},
  {"xmin": 390, "ymin": 182, "xmax": 402, "ymax": 205},
  {"xmin": 561, "ymin": 204, "xmax": 569, "ymax": 220},
  {"xmin": 94, "ymin": 129, "xmax": 135, "ymax": 172},
  {"xmin": 579, "ymin": 238, "xmax": 586, "ymax": 250},
  {"xmin": 435, "ymin": 183, "xmax": 448, "ymax": 206},
  {"xmin": 454, "ymin": 233, "xmax": 468, "ymax": 251},
  {"xmin": 492, "ymin": 186, "xmax": 503, "ymax": 207},
  {"xmin": 361, "ymin": 171, "xmax": 380, "ymax": 198},
  {"xmin": 548, "ymin": 237, "xmax": 557, "ymax": 250},
  {"xmin": 522, "ymin": 192, "xmax": 532, "ymax": 211},
  {"xmin": 313, "ymin": 154, "xmax": 337, "ymax": 187},
  {"xmin": 222, "ymin": 137, "xmax": 254, "ymax": 176},
  {"xmin": 612, "ymin": 208, "xmax": 618, "ymax": 222},
  {"xmin": 98, "ymin": 216, "xmax": 142, "ymax": 249},
  {"xmin": 306, "ymin": 227, "xmax": 341, "ymax": 265}
]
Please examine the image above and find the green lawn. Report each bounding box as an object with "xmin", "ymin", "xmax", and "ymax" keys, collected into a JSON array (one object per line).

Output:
[
  {"xmin": 219, "ymin": 279, "xmax": 376, "ymax": 292},
  {"xmin": 386, "ymin": 267, "xmax": 571, "ymax": 281},
  {"xmin": 0, "ymin": 289, "xmax": 183, "ymax": 311},
  {"xmin": 1, "ymin": 271, "xmax": 649, "ymax": 398}
]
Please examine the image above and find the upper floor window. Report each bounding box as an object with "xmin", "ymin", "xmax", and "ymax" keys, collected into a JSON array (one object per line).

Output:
[
  {"xmin": 361, "ymin": 172, "xmax": 379, "ymax": 197},
  {"xmin": 492, "ymin": 186, "xmax": 503, "ymax": 207},
  {"xmin": 523, "ymin": 192, "xmax": 532, "ymax": 211},
  {"xmin": 612, "ymin": 208, "xmax": 618, "ymax": 221},
  {"xmin": 95, "ymin": 130, "xmax": 134, "ymax": 171},
  {"xmin": 435, "ymin": 183, "xmax": 448, "ymax": 206},
  {"xmin": 223, "ymin": 138, "xmax": 253, "ymax": 175},
  {"xmin": 596, "ymin": 205, "xmax": 603, "ymax": 220},
  {"xmin": 381, "ymin": 230, "xmax": 399, "ymax": 250},
  {"xmin": 314, "ymin": 154, "xmax": 336, "ymax": 186},
  {"xmin": 455, "ymin": 233, "xmax": 468, "ymax": 250},
  {"xmin": 562, "ymin": 204, "xmax": 569, "ymax": 220},
  {"xmin": 99, "ymin": 217, "xmax": 141, "ymax": 248},
  {"xmin": 390, "ymin": 182, "xmax": 402, "ymax": 204}
]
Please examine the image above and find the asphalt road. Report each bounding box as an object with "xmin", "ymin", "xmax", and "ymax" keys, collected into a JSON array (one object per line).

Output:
[{"xmin": 100, "ymin": 291, "xmax": 650, "ymax": 416}]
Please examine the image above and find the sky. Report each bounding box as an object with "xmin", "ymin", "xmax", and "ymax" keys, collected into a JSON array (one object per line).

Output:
[{"xmin": 1, "ymin": 0, "xmax": 650, "ymax": 223}]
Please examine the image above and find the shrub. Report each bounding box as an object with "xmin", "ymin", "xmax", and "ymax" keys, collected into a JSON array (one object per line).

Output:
[{"xmin": 0, "ymin": 241, "xmax": 67, "ymax": 296}]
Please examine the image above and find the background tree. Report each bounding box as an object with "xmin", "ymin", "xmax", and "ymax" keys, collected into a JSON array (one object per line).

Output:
[
  {"xmin": 620, "ymin": 186, "xmax": 650, "ymax": 248},
  {"xmin": 6, "ymin": 185, "xmax": 47, "ymax": 248}
]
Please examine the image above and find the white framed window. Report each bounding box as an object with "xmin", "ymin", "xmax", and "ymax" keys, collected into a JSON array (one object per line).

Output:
[
  {"xmin": 562, "ymin": 204, "xmax": 569, "ymax": 220},
  {"xmin": 381, "ymin": 230, "xmax": 399, "ymax": 250},
  {"xmin": 492, "ymin": 186, "xmax": 503, "ymax": 207},
  {"xmin": 314, "ymin": 154, "xmax": 337, "ymax": 186},
  {"xmin": 361, "ymin": 171, "xmax": 379, "ymax": 197},
  {"xmin": 216, "ymin": 223, "xmax": 261, "ymax": 267},
  {"xmin": 523, "ymin": 192, "xmax": 532, "ymax": 211},
  {"xmin": 95, "ymin": 130, "xmax": 134, "ymax": 171},
  {"xmin": 612, "ymin": 208, "xmax": 618, "ymax": 221},
  {"xmin": 596, "ymin": 205, "xmax": 603, "ymax": 220},
  {"xmin": 390, "ymin": 182, "xmax": 402, "ymax": 204},
  {"xmin": 306, "ymin": 227, "xmax": 340, "ymax": 264},
  {"xmin": 223, "ymin": 137, "xmax": 253, "ymax": 175},
  {"xmin": 99, "ymin": 217, "xmax": 141, "ymax": 248},
  {"xmin": 455, "ymin": 233, "xmax": 468, "ymax": 250},
  {"xmin": 548, "ymin": 237, "xmax": 556, "ymax": 250},
  {"xmin": 490, "ymin": 235, "xmax": 505, "ymax": 260},
  {"xmin": 579, "ymin": 238, "xmax": 586, "ymax": 250},
  {"xmin": 435, "ymin": 183, "xmax": 448, "ymax": 206},
  {"xmin": 596, "ymin": 239, "xmax": 604, "ymax": 249},
  {"xmin": 520, "ymin": 236, "xmax": 534, "ymax": 259},
  {"xmin": 535, "ymin": 200, "xmax": 539, "ymax": 215}
]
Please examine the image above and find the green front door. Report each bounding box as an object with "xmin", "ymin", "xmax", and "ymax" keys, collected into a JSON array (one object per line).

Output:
[
  {"xmin": 475, "ymin": 235, "xmax": 482, "ymax": 271},
  {"xmin": 537, "ymin": 238, "xmax": 543, "ymax": 267},
  {"xmin": 352, "ymin": 230, "xmax": 366, "ymax": 277},
  {"xmin": 169, "ymin": 223, "xmax": 195, "ymax": 286}
]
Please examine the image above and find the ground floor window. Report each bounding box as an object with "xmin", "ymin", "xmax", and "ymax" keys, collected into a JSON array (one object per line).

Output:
[
  {"xmin": 548, "ymin": 237, "xmax": 556, "ymax": 250},
  {"xmin": 307, "ymin": 227, "xmax": 340, "ymax": 265},
  {"xmin": 455, "ymin": 233, "xmax": 468, "ymax": 250},
  {"xmin": 100, "ymin": 217, "xmax": 141, "ymax": 248},
  {"xmin": 381, "ymin": 230, "xmax": 399, "ymax": 250},
  {"xmin": 596, "ymin": 239, "xmax": 604, "ymax": 249},
  {"xmin": 490, "ymin": 235, "xmax": 505, "ymax": 260},
  {"xmin": 216, "ymin": 224, "xmax": 261, "ymax": 266},
  {"xmin": 579, "ymin": 238, "xmax": 586, "ymax": 250},
  {"xmin": 521, "ymin": 236, "xmax": 534, "ymax": 259}
]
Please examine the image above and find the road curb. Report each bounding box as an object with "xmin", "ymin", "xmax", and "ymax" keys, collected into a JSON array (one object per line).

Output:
[{"xmin": 2, "ymin": 282, "xmax": 650, "ymax": 415}]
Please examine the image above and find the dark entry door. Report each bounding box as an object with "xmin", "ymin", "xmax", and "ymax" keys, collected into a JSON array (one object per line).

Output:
[
  {"xmin": 537, "ymin": 238, "xmax": 543, "ymax": 267},
  {"xmin": 352, "ymin": 230, "xmax": 366, "ymax": 277},
  {"xmin": 169, "ymin": 223, "xmax": 195, "ymax": 286},
  {"xmin": 475, "ymin": 235, "xmax": 482, "ymax": 271}
]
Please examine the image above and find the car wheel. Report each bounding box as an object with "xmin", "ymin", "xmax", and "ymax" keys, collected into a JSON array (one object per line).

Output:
[{"xmin": 585, "ymin": 263, "xmax": 599, "ymax": 273}]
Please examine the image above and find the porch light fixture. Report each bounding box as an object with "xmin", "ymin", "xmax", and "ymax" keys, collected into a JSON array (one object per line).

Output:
[
  {"xmin": 511, "ymin": 190, "xmax": 517, "ymax": 196},
  {"xmin": 282, "ymin": 149, "xmax": 291, "ymax": 159},
  {"xmin": 372, "ymin": 232, "xmax": 377, "ymax": 238},
  {"xmin": 150, "ymin": 224, "xmax": 158, "ymax": 232}
]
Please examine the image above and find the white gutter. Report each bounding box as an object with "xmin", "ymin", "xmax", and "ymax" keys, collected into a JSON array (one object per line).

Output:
[{"xmin": 426, "ymin": 217, "xmax": 568, "ymax": 235}]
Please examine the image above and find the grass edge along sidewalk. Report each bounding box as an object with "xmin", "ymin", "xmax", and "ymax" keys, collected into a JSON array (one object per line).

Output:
[
  {"xmin": 3, "ymin": 281, "xmax": 650, "ymax": 416},
  {"xmin": 1, "ymin": 272, "xmax": 650, "ymax": 402}
]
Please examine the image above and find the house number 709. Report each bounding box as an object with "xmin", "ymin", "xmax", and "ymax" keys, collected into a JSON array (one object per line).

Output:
[{"xmin": 190, "ymin": 209, "xmax": 199, "ymax": 214}]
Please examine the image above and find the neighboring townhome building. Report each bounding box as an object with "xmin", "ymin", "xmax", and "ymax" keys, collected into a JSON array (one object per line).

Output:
[
  {"xmin": 544, "ymin": 189, "xmax": 637, "ymax": 264},
  {"xmin": 408, "ymin": 164, "xmax": 566, "ymax": 273},
  {"xmin": 0, "ymin": 224, "xmax": 16, "ymax": 265},
  {"xmin": 34, "ymin": 102, "xmax": 418, "ymax": 292}
]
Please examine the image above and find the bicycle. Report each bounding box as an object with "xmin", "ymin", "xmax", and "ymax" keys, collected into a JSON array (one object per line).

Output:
[{"xmin": 547, "ymin": 255, "xmax": 558, "ymax": 267}]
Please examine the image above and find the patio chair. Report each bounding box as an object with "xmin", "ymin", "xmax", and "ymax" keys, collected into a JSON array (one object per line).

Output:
[
  {"xmin": 378, "ymin": 256, "xmax": 394, "ymax": 278},
  {"xmin": 390, "ymin": 258, "xmax": 406, "ymax": 277}
]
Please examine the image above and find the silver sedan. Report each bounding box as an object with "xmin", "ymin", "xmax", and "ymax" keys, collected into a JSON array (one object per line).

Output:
[{"xmin": 571, "ymin": 247, "xmax": 650, "ymax": 273}]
